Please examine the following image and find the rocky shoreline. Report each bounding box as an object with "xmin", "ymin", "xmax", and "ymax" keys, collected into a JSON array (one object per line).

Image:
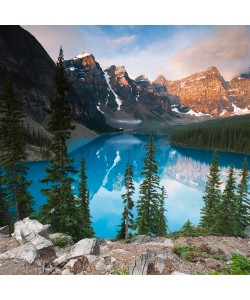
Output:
[{"xmin": 0, "ymin": 218, "xmax": 249, "ymax": 275}]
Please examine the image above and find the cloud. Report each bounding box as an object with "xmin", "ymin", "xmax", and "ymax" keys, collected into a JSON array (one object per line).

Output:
[
  {"xmin": 110, "ymin": 35, "xmax": 137, "ymax": 45},
  {"xmin": 168, "ymin": 26, "xmax": 250, "ymax": 80}
]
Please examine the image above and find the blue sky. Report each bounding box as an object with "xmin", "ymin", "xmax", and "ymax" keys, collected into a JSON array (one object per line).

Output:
[{"xmin": 23, "ymin": 25, "xmax": 250, "ymax": 81}]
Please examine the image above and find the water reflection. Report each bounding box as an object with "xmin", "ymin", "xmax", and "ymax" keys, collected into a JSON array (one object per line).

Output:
[{"xmin": 27, "ymin": 133, "xmax": 250, "ymax": 238}]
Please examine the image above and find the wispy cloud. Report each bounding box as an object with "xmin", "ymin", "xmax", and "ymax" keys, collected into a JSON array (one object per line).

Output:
[{"xmin": 168, "ymin": 26, "xmax": 250, "ymax": 80}]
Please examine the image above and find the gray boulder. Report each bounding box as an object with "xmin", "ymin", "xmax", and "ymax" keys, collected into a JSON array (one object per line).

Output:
[
  {"xmin": 244, "ymin": 226, "xmax": 250, "ymax": 238},
  {"xmin": 0, "ymin": 242, "xmax": 38, "ymax": 264},
  {"xmin": 52, "ymin": 238, "xmax": 100, "ymax": 267},
  {"xmin": 14, "ymin": 218, "xmax": 51, "ymax": 244},
  {"xmin": 129, "ymin": 253, "xmax": 149, "ymax": 275},
  {"xmin": 0, "ymin": 225, "xmax": 9, "ymax": 236},
  {"xmin": 20, "ymin": 226, "xmax": 55, "ymax": 260},
  {"xmin": 131, "ymin": 235, "xmax": 151, "ymax": 244},
  {"xmin": 163, "ymin": 238, "xmax": 174, "ymax": 247},
  {"xmin": 49, "ymin": 233, "xmax": 74, "ymax": 246},
  {"xmin": 69, "ymin": 238, "xmax": 100, "ymax": 259}
]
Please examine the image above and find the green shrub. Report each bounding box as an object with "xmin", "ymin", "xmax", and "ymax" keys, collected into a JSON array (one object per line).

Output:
[
  {"xmin": 173, "ymin": 245, "xmax": 196, "ymax": 260},
  {"xmin": 209, "ymin": 253, "xmax": 250, "ymax": 275},
  {"xmin": 114, "ymin": 268, "xmax": 129, "ymax": 275},
  {"xmin": 51, "ymin": 236, "xmax": 70, "ymax": 248}
]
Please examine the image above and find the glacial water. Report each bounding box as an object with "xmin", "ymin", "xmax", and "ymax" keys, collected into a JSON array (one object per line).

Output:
[{"xmin": 26, "ymin": 133, "xmax": 250, "ymax": 239}]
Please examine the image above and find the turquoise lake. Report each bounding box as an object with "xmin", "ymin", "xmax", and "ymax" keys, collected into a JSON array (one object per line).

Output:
[{"xmin": 26, "ymin": 133, "xmax": 250, "ymax": 239}]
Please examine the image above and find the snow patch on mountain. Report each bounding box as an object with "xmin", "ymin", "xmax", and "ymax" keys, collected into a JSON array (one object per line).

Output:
[
  {"xmin": 74, "ymin": 52, "xmax": 91, "ymax": 59},
  {"xmin": 104, "ymin": 71, "xmax": 122, "ymax": 110},
  {"xmin": 232, "ymin": 103, "xmax": 250, "ymax": 115}
]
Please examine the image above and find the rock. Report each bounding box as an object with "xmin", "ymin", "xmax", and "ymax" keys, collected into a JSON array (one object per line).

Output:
[
  {"xmin": 49, "ymin": 232, "xmax": 74, "ymax": 246},
  {"xmin": 14, "ymin": 218, "xmax": 51, "ymax": 244},
  {"xmin": 38, "ymin": 224, "xmax": 51, "ymax": 240},
  {"xmin": 62, "ymin": 269, "xmax": 73, "ymax": 275},
  {"xmin": 203, "ymin": 244, "xmax": 225, "ymax": 256},
  {"xmin": 52, "ymin": 238, "xmax": 100, "ymax": 267},
  {"xmin": 64, "ymin": 258, "xmax": 85, "ymax": 274},
  {"xmin": 20, "ymin": 226, "xmax": 55, "ymax": 260},
  {"xmin": 68, "ymin": 238, "xmax": 100, "ymax": 259},
  {"xmin": 101, "ymin": 245, "xmax": 109, "ymax": 253},
  {"xmin": 96, "ymin": 258, "xmax": 107, "ymax": 272},
  {"xmin": 244, "ymin": 226, "xmax": 250, "ymax": 238},
  {"xmin": 52, "ymin": 254, "xmax": 68, "ymax": 267},
  {"xmin": 170, "ymin": 271, "xmax": 188, "ymax": 275},
  {"xmin": 0, "ymin": 242, "xmax": 37, "ymax": 264},
  {"xmin": 129, "ymin": 253, "xmax": 149, "ymax": 275},
  {"xmin": 163, "ymin": 239, "xmax": 174, "ymax": 248},
  {"xmin": 131, "ymin": 235, "xmax": 151, "ymax": 244},
  {"xmin": 153, "ymin": 257, "xmax": 165, "ymax": 274},
  {"xmin": 111, "ymin": 257, "xmax": 116, "ymax": 263},
  {"xmin": 0, "ymin": 226, "xmax": 9, "ymax": 236},
  {"xmin": 87, "ymin": 255, "xmax": 97, "ymax": 264}
]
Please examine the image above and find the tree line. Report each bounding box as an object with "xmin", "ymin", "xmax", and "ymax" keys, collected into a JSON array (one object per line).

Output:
[{"xmin": 170, "ymin": 115, "xmax": 250, "ymax": 155}]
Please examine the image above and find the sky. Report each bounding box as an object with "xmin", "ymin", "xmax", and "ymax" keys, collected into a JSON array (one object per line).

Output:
[{"xmin": 23, "ymin": 25, "xmax": 250, "ymax": 81}]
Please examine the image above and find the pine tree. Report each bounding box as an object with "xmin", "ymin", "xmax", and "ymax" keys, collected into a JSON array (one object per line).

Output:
[
  {"xmin": 155, "ymin": 186, "xmax": 168, "ymax": 236},
  {"xmin": 181, "ymin": 219, "xmax": 194, "ymax": 236},
  {"xmin": 39, "ymin": 47, "xmax": 80, "ymax": 241},
  {"xmin": 135, "ymin": 135, "xmax": 162, "ymax": 236},
  {"xmin": 116, "ymin": 162, "xmax": 135, "ymax": 240},
  {"xmin": 236, "ymin": 158, "xmax": 250, "ymax": 232},
  {"xmin": 200, "ymin": 152, "xmax": 221, "ymax": 228},
  {"xmin": 0, "ymin": 168, "xmax": 10, "ymax": 227},
  {"xmin": 77, "ymin": 155, "xmax": 95, "ymax": 238},
  {"xmin": 0, "ymin": 77, "xmax": 34, "ymax": 223},
  {"xmin": 214, "ymin": 165, "xmax": 239, "ymax": 236}
]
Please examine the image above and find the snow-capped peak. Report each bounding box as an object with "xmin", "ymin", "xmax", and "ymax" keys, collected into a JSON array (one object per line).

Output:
[{"xmin": 73, "ymin": 52, "xmax": 91, "ymax": 59}]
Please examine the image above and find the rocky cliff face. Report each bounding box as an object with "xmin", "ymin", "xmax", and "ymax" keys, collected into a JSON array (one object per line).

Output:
[
  {"xmin": 164, "ymin": 67, "xmax": 234, "ymax": 116},
  {"xmin": 228, "ymin": 76, "xmax": 250, "ymax": 110},
  {"xmin": 0, "ymin": 25, "xmax": 55, "ymax": 122},
  {"xmin": 64, "ymin": 54, "xmax": 172, "ymax": 128}
]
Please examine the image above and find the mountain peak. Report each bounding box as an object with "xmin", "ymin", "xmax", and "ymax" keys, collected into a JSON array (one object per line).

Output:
[
  {"xmin": 153, "ymin": 74, "xmax": 167, "ymax": 85},
  {"xmin": 135, "ymin": 74, "xmax": 150, "ymax": 82},
  {"xmin": 73, "ymin": 51, "xmax": 92, "ymax": 60}
]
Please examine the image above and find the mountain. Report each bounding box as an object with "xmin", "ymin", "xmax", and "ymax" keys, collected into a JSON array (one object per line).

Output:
[
  {"xmin": 64, "ymin": 53, "xmax": 172, "ymax": 130},
  {"xmin": 155, "ymin": 66, "xmax": 250, "ymax": 117},
  {"xmin": 0, "ymin": 25, "xmax": 54, "ymax": 123}
]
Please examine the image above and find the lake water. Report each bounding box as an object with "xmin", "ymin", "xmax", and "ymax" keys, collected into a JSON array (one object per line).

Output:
[{"xmin": 26, "ymin": 133, "xmax": 250, "ymax": 239}]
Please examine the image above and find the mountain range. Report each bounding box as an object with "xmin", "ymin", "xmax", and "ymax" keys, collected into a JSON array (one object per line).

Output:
[{"xmin": 0, "ymin": 25, "xmax": 250, "ymax": 137}]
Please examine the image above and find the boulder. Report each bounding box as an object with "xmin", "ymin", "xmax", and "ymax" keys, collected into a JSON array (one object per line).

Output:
[
  {"xmin": 14, "ymin": 218, "xmax": 51, "ymax": 244},
  {"xmin": 244, "ymin": 226, "xmax": 250, "ymax": 238},
  {"xmin": 0, "ymin": 225, "xmax": 9, "ymax": 236},
  {"xmin": 203, "ymin": 244, "xmax": 225, "ymax": 256},
  {"xmin": 153, "ymin": 257, "xmax": 165, "ymax": 274},
  {"xmin": 96, "ymin": 258, "xmax": 107, "ymax": 272},
  {"xmin": 0, "ymin": 242, "xmax": 38, "ymax": 264},
  {"xmin": 163, "ymin": 238, "xmax": 174, "ymax": 248},
  {"xmin": 129, "ymin": 253, "xmax": 149, "ymax": 275},
  {"xmin": 170, "ymin": 271, "xmax": 188, "ymax": 275},
  {"xmin": 49, "ymin": 233, "xmax": 74, "ymax": 246},
  {"xmin": 68, "ymin": 238, "xmax": 100, "ymax": 259},
  {"xmin": 131, "ymin": 235, "xmax": 151, "ymax": 244},
  {"xmin": 62, "ymin": 269, "xmax": 74, "ymax": 275},
  {"xmin": 63, "ymin": 257, "xmax": 89, "ymax": 274},
  {"xmin": 52, "ymin": 238, "xmax": 100, "ymax": 267},
  {"xmin": 20, "ymin": 226, "xmax": 55, "ymax": 260}
]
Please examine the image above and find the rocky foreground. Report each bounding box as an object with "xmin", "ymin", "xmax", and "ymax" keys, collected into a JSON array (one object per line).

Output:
[{"xmin": 0, "ymin": 218, "xmax": 249, "ymax": 275}]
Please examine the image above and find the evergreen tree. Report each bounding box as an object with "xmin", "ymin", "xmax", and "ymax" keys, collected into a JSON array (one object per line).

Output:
[
  {"xmin": 181, "ymin": 219, "xmax": 194, "ymax": 236},
  {"xmin": 236, "ymin": 158, "xmax": 250, "ymax": 232},
  {"xmin": 0, "ymin": 78, "xmax": 34, "ymax": 223},
  {"xmin": 0, "ymin": 168, "xmax": 10, "ymax": 227},
  {"xmin": 39, "ymin": 47, "xmax": 80, "ymax": 240},
  {"xmin": 200, "ymin": 152, "xmax": 221, "ymax": 228},
  {"xmin": 77, "ymin": 155, "xmax": 95, "ymax": 238},
  {"xmin": 135, "ymin": 135, "xmax": 162, "ymax": 236},
  {"xmin": 155, "ymin": 186, "xmax": 168, "ymax": 236},
  {"xmin": 116, "ymin": 162, "xmax": 135, "ymax": 240},
  {"xmin": 214, "ymin": 165, "xmax": 239, "ymax": 236}
]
